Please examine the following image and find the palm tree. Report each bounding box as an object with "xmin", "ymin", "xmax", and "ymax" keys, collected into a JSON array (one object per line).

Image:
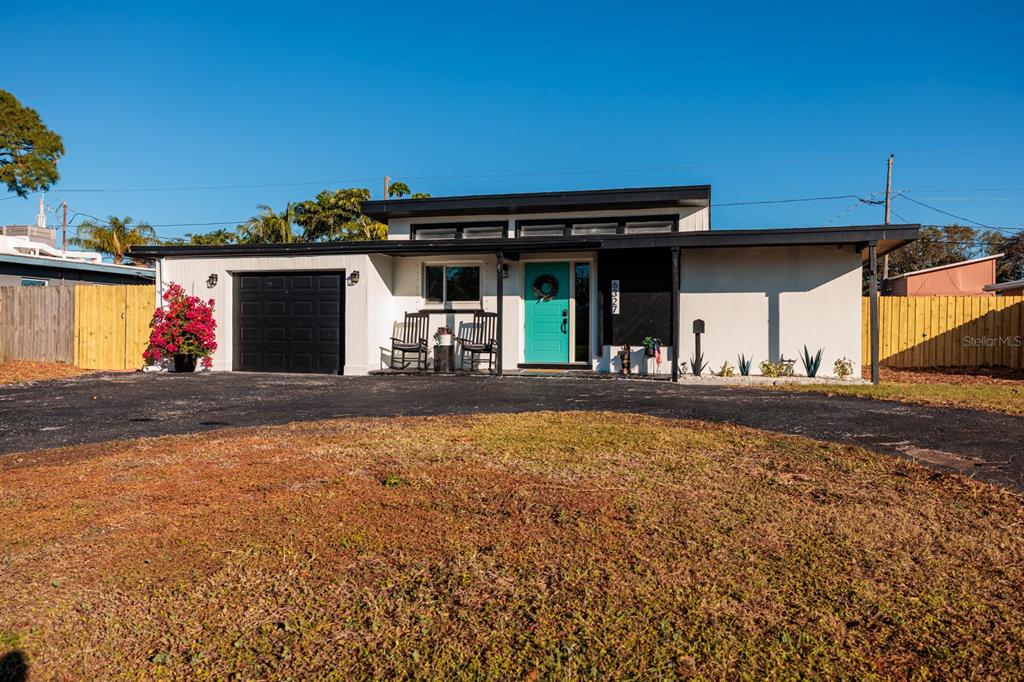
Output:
[
  {"xmin": 70, "ymin": 216, "xmax": 157, "ymax": 264},
  {"xmin": 236, "ymin": 204, "xmax": 294, "ymax": 244}
]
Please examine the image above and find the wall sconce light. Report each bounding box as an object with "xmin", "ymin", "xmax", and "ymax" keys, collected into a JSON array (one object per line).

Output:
[
  {"xmin": 347, "ymin": 270, "xmax": 360, "ymax": 285},
  {"xmin": 498, "ymin": 263, "xmax": 509, "ymax": 279},
  {"xmin": 206, "ymin": 274, "xmax": 218, "ymax": 288}
]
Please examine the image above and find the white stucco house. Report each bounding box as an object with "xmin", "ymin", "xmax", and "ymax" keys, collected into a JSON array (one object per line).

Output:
[{"xmin": 133, "ymin": 185, "xmax": 917, "ymax": 381}]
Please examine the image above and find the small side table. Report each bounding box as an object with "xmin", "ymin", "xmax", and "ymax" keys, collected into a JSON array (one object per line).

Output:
[{"xmin": 433, "ymin": 344, "xmax": 454, "ymax": 373}]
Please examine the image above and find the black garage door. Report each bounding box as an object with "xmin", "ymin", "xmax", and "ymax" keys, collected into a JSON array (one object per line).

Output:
[{"xmin": 233, "ymin": 271, "xmax": 345, "ymax": 374}]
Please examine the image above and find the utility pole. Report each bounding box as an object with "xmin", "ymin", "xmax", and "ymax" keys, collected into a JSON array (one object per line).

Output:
[
  {"xmin": 383, "ymin": 175, "xmax": 390, "ymax": 200},
  {"xmin": 882, "ymin": 154, "xmax": 894, "ymax": 281},
  {"xmin": 61, "ymin": 201, "xmax": 68, "ymax": 255}
]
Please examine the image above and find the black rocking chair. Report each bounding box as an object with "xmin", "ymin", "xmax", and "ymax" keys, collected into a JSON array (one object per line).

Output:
[
  {"xmin": 390, "ymin": 312, "xmax": 429, "ymax": 370},
  {"xmin": 456, "ymin": 311, "xmax": 499, "ymax": 373}
]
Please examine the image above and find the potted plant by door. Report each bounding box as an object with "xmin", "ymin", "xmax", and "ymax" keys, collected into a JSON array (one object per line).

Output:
[
  {"xmin": 434, "ymin": 326, "xmax": 453, "ymax": 346},
  {"xmin": 641, "ymin": 336, "xmax": 660, "ymax": 358},
  {"xmin": 143, "ymin": 282, "xmax": 218, "ymax": 372}
]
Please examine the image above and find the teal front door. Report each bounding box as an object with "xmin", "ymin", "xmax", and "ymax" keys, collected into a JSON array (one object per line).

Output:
[{"xmin": 524, "ymin": 261, "xmax": 570, "ymax": 363}]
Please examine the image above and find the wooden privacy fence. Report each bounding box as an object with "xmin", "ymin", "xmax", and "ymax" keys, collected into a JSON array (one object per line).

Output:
[
  {"xmin": 0, "ymin": 286, "xmax": 77, "ymax": 362},
  {"xmin": 862, "ymin": 296, "xmax": 1024, "ymax": 369},
  {"xmin": 75, "ymin": 285, "xmax": 154, "ymax": 370},
  {"xmin": 0, "ymin": 285, "xmax": 155, "ymax": 370}
]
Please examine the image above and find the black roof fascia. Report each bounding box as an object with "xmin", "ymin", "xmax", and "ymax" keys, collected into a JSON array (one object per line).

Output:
[
  {"xmin": 361, "ymin": 185, "xmax": 711, "ymax": 221},
  {"xmin": 131, "ymin": 224, "xmax": 919, "ymax": 260}
]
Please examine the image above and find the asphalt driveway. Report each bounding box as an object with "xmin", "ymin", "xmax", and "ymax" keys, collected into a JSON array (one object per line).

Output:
[{"xmin": 1, "ymin": 372, "xmax": 1021, "ymax": 490}]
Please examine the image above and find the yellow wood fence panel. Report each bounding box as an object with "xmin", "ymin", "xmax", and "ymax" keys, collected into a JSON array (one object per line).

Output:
[
  {"xmin": 862, "ymin": 295, "xmax": 1024, "ymax": 368},
  {"xmin": 74, "ymin": 285, "xmax": 155, "ymax": 370}
]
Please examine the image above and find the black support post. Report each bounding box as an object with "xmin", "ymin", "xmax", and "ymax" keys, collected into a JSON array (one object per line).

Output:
[
  {"xmin": 496, "ymin": 251, "xmax": 504, "ymax": 376},
  {"xmin": 869, "ymin": 241, "xmax": 880, "ymax": 385},
  {"xmin": 670, "ymin": 246, "xmax": 680, "ymax": 382}
]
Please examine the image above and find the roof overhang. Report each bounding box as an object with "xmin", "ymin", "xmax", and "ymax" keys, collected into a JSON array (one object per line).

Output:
[
  {"xmin": 983, "ymin": 279, "xmax": 1024, "ymax": 293},
  {"xmin": 131, "ymin": 224, "xmax": 918, "ymax": 260},
  {"xmin": 0, "ymin": 253, "xmax": 155, "ymax": 278},
  {"xmin": 361, "ymin": 185, "xmax": 711, "ymax": 221}
]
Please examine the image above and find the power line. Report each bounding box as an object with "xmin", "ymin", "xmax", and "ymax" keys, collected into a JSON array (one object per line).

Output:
[{"xmin": 894, "ymin": 193, "xmax": 1023, "ymax": 233}]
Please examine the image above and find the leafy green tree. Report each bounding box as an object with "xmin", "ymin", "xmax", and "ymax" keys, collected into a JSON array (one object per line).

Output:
[
  {"xmin": 71, "ymin": 216, "xmax": 157, "ymax": 264},
  {"xmin": 0, "ymin": 90, "xmax": 65, "ymax": 197},
  {"xmin": 885, "ymin": 225, "xmax": 986, "ymax": 277},
  {"xmin": 295, "ymin": 183, "xmax": 430, "ymax": 242},
  {"xmin": 236, "ymin": 204, "xmax": 294, "ymax": 244},
  {"xmin": 985, "ymin": 231, "xmax": 1024, "ymax": 283},
  {"xmin": 0, "ymin": 90, "xmax": 65, "ymax": 196},
  {"xmin": 387, "ymin": 181, "xmax": 431, "ymax": 200},
  {"xmin": 185, "ymin": 228, "xmax": 238, "ymax": 246},
  {"xmin": 293, "ymin": 188, "xmax": 384, "ymax": 241}
]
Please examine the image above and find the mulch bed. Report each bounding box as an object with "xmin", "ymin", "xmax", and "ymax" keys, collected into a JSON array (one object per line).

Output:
[
  {"xmin": 0, "ymin": 361, "xmax": 97, "ymax": 385},
  {"xmin": 866, "ymin": 366, "xmax": 1024, "ymax": 385}
]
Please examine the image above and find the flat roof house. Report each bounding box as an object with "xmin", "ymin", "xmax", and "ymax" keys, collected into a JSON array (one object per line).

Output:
[
  {"xmin": 133, "ymin": 185, "xmax": 918, "ymax": 381},
  {"xmin": 1, "ymin": 228, "xmax": 155, "ymax": 287}
]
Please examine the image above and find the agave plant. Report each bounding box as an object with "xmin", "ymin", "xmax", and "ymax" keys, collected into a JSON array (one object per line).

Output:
[
  {"xmin": 800, "ymin": 345, "xmax": 824, "ymax": 378},
  {"xmin": 737, "ymin": 354, "xmax": 753, "ymax": 376},
  {"xmin": 689, "ymin": 351, "xmax": 708, "ymax": 376}
]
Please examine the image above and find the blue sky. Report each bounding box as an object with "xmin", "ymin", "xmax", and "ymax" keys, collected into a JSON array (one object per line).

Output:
[{"xmin": 2, "ymin": 1, "xmax": 1021, "ymax": 241}]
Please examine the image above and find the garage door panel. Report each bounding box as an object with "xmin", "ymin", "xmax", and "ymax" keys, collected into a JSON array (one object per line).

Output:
[
  {"xmin": 318, "ymin": 300, "xmax": 341, "ymax": 316},
  {"xmin": 233, "ymin": 271, "xmax": 345, "ymax": 374},
  {"xmin": 265, "ymin": 326, "xmax": 287, "ymax": 342}
]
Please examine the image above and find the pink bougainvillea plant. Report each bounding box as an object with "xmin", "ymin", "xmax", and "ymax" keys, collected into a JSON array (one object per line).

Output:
[{"xmin": 143, "ymin": 282, "xmax": 218, "ymax": 369}]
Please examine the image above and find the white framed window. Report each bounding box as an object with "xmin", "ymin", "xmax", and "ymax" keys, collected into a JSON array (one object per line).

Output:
[
  {"xmin": 21, "ymin": 277, "xmax": 48, "ymax": 287},
  {"xmin": 519, "ymin": 224, "xmax": 564, "ymax": 237},
  {"xmin": 423, "ymin": 265, "xmax": 481, "ymax": 305},
  {"xmin": 625, "ymin": 220, "xmax": 673, "ymax": 234},
  {"xmin": 571, "ymin": 223, "xmax": 617, "ymax": 236}
]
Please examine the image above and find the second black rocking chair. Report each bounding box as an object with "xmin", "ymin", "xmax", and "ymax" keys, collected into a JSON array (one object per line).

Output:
[
  {"xmin": 456, "ymin": 311, "xmax": 499, "ymax": 374},
  {"xmin": 390, "ymin": 312, "xmax": 429, "ymax": 370}
]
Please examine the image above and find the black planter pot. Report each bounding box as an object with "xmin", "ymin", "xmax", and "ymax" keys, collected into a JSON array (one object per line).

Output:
[
  {"xmin": 173, "ymin": 354, "xmax": 197, "ymax": 373},
  {"xmin": 644, "ymin": 347, "xmax": 656, "ymax": 357}
]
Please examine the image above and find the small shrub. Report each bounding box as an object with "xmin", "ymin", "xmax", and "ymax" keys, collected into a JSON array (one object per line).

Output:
[
  {"xmin": 799, "ymin": 345, "xmax": 824, "ymax": 378},
  {"xmin": 759, "ymin": 360, "xmax": 779, "ymax": 377},
  {"xmin": 718, "ymin": 361, "xmax": 735, "ymax": 377},
  {"xmin": 834, "ymin": 357, "xmax": 854, "ymax": 380},
  {"xmin": 737, "ymin": 354, "xmax": 753, "ymax": 376},
  {"xmin": 689, "ymin": 351, "xmax": 708, "ymax": 376},
  {"xmin": 381, "ymin": 474, "xmax": 408, "ymax": 488},
  {"xmin": 144, "ymin": 282, "xmax": 218, "ymax": 369}
]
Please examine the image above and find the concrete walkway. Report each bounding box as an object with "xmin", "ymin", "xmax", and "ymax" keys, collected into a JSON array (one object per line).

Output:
[{"xmin": 1, "ymin": 372, "xmax": 1020, "ymax": 490}]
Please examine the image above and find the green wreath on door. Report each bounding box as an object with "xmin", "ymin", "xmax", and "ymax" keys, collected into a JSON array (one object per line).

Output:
[{"xmin": 531, "ymin": 274, "xmax": 560, "ymax": 302}]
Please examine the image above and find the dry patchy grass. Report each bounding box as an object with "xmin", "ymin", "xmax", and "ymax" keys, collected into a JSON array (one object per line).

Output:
[
  {"xmin": 0, "ymin": 361, "xmax": 96, "ymax": 385},
  {"xmin": 781, "ymin": 381, "xmax": 1024, "ymax": 416},
  {"xmin": 1, "ymin": 413, "xmax": 1022, "ymax": 679}
]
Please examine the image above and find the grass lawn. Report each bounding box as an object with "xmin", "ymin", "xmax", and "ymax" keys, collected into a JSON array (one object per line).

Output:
[
  {"xmin": 1, "ymin": 413, "xmax": 1022, "ymax": 679},
  {"xmin": 779, "ymin": 368, "xmax": 1024, "ymax": 416},
  {"xmin": 0, "ymin": 361, "xmax": 95, "ymax": 385}
]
